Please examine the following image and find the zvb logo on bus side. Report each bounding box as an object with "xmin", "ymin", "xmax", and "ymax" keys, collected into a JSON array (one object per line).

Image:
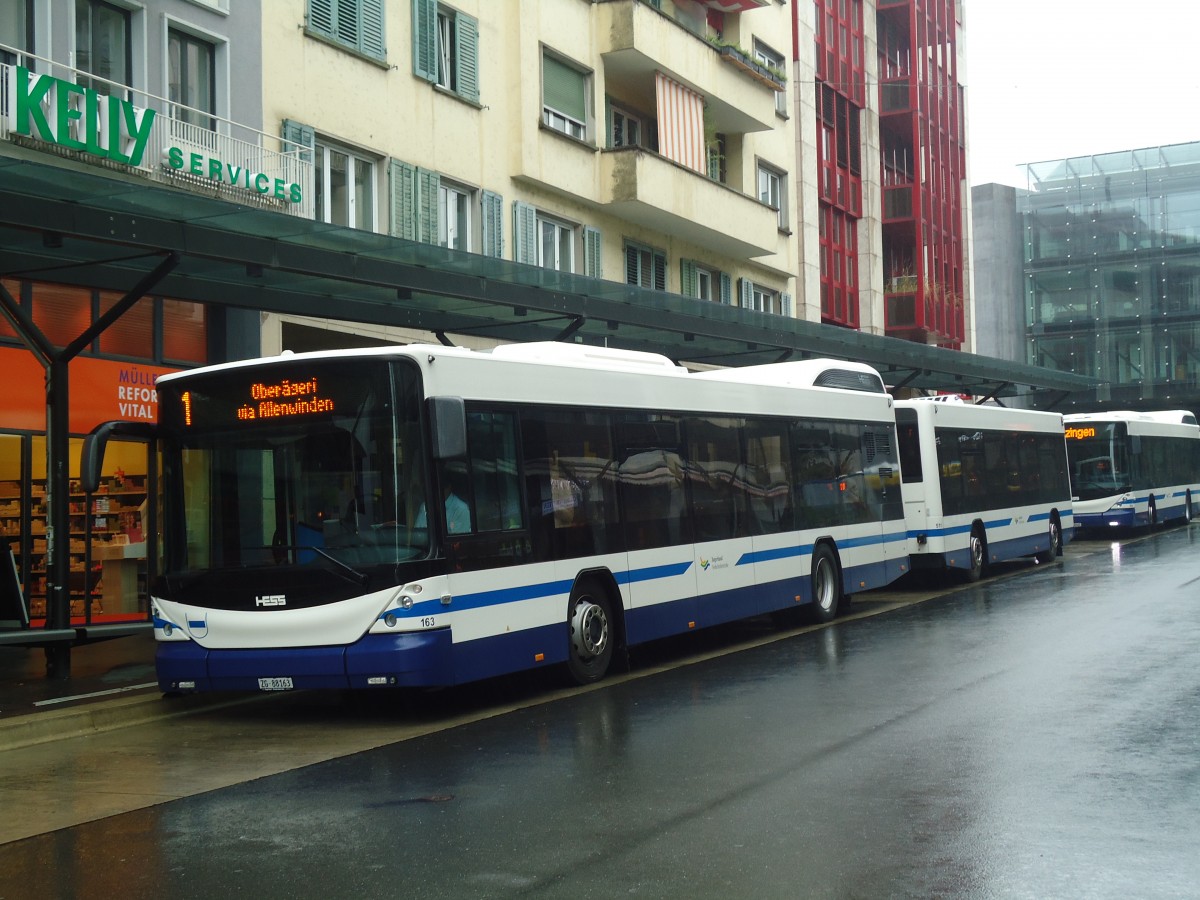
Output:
[{"xmin": 255, "ymin": 594, "xmax": 287, "ymax": 607}]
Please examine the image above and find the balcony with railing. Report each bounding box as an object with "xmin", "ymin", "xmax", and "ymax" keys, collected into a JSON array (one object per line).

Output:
[
  {"xmin": 598, "ymin": 0, "xmax": 782, "ymax": 137},
  {"xmin": 600, "ymin": 146, "xmax": 779, "ymax": 258},
  {"xmin": 1, "ymin": 47, "xmax": 312, "ymax": 219}
]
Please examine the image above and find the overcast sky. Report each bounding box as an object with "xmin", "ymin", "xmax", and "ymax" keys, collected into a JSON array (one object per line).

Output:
[{"xmin": 964, "ymin": 0, "xmax": 1200, "ymax": 187}]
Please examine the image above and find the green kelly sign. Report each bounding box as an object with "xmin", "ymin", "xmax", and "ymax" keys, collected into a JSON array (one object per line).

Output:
[
  {"xmin": 10, "ymin": 66, "xmax": 155, "ymax": 165},
  {"xmin": 7, "ymin": 67, "xmax": 302, "ymax": 204}
]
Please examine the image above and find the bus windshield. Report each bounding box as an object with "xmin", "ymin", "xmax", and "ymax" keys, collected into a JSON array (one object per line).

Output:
[
  {"xmin": 159, "ymin": 358, "xmax": 429, "ymax": 576},
  {"xmin": 1066, "ymin": 422, "xmax": 1130, "ymax": 500}
]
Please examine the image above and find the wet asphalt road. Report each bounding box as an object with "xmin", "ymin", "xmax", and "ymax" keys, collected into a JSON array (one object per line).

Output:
[{"xmin": 2, "ymin": 528, "xmax": 1199, "ymax": 899}]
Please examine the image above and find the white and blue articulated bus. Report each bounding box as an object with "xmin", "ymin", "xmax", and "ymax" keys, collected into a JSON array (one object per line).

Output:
[
  {"xmin": 894, "ymin": 397, "xmax": 1074, "ymax": 581},
  {"xmin": 1063, "ymin": 410, "xmax": 1200, "ymax": 530},
  {"xmin": 84, "ymin": 342, "xmax": 910, "ymax": 694}
]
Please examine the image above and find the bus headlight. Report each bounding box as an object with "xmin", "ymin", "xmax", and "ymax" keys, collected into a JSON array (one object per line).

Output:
[{"xmin": 399, "ymin": 595, "xmax": 414, "ymax": 610}]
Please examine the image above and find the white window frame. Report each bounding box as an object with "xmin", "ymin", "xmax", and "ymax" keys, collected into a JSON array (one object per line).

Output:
[
  {"xmin": 754, "ymin": 39, "xmax": 787, "ymax": 115},
  {"xmin": 436, "ymin": 6, "xmax": 456, "ymax": 91},
  {"xmin": 542, "ymin": 51, "xmax": 590, "ymax": 141},
  {"xmin": 315, "ymin": 139, "xmax": 380, "ymax": 232},
  {"xmin": 537, "ymin": 213, "xmax": 575, "ymax": 273},
  {"xmin": 757, "ymin": 162, "xmax": 787, "ymax": 231},
  {"xmin": 438, "ymin": 180, "xmax": 474, "ymax": 251},
  {"xmin": 748, "ymin": 282, "xmax": 782, "ymax": 315},
  {"xmin": 610, "ymin": 105, "xmax": 642, "ymax": 148}
]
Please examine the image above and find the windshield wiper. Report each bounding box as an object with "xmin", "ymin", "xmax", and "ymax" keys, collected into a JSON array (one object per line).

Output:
[{"xmin": 265, "ymin": 544, "xmax": 370, "ymax": 586}]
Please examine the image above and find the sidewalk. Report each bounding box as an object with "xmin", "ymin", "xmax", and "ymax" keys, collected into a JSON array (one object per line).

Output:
[{"xmin": 0, "ymin": 629, "xmax": 170, "ymax": 750}]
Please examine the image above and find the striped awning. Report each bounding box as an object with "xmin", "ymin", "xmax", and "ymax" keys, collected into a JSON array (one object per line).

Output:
[{"xmin": 655, "ymin": 72, "xmax": 706, "ymax": 175}]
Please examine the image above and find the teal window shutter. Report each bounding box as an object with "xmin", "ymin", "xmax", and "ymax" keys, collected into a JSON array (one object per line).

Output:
[
  {"xmin": 481, "ymin": 190, "xmax": 503, "ymax": 258},
  {"xmin": 456, "ymin": 12, "xmax": 479, "ymax": 103},
  {"xmin": 719, "ymin": 272, "xmax": 732, "ymax": 305},
  {"xmin": 739, "ymin": 277, "xmax": 752, "ymax": 308},
  {"xmin": 412, "ymin": 0, "xmax": 437, "ymax": 82},
  {"xmin": 417, "ymin": 167, "xmax": 440, "ymax": 244},
  {"xmin": 360, "ymin": 0, "xmax": 385, "ymax": 60},
  {"xmin": 542, "ymin": 54, "xmax": 586, "ymax": 121},
  {"xmin": 512, "ymin": 202, "xmax": 537, "ymax": 265},
  {"xmin": 584, "ymin": 227, "xmax": 602, "ymax": 278},
  {"xmin": 309, "ymin": 0, "xmax": 384, "ymax": 61},
  {"xmin": 680, "ymin": 259, "xmax": 698, "ymax": 298},
  {"xmin": 308, "ymin": 0, "xmax": 335, "ymax": 39},
  {"xmin": 782, "ymin": 292, "xmax": 793, "ymax": 317},
  {"xmin": 388, "ymin": 159, "xmax": 417, "ymax": 240},
  {"xmin": 281, "ymin": 119, "xmax": 315, "ymax": 165},
  {"xmin": 653, "ymin": 251, "xmax": 666, "ymax": 291}
]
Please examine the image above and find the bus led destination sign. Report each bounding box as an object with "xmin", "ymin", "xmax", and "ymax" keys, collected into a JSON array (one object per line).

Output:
[
  {"xmin": 1065, "ymin": 426, "xmax": 1097, "ymax": 440},
  {"xmin": 240, "ymin": 377, "xmax": 334, "ymax": 420}
]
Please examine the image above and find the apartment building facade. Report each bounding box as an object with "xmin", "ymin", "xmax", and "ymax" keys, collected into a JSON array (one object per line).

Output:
[{"xmin": 260, "ymin": 0, "xmax": 800, "ymax": 352}]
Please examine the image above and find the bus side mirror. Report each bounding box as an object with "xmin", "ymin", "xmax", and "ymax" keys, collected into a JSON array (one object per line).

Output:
[
  {"xmin": 81, "ymin": 421, "xmax": 158, "ymax": 493},
  {"xmin": 429, "ymin": 396, "xmax": 467, "ymax": 460}
]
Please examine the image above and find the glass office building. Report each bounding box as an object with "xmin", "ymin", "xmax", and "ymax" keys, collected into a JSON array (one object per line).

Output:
[{"xmin": 1021, "ymin": 142, "xmax": 1200, "ymax": 411}]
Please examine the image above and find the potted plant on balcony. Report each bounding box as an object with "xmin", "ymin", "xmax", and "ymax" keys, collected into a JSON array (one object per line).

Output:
[{"xmin": 706, "ymin": 36, "xmax": 786, "ymax": 91}]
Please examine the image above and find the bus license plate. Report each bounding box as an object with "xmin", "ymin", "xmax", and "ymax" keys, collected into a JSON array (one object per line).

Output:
[{"xmin": 258, "ymin": 677, "xmax": 294, "ymax": 691}]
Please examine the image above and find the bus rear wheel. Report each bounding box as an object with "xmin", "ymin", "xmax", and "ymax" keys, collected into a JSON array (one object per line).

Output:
[
  {"xmin": 807, "ymin": 544, "xmax": 841, "ymax": 624},
  {"xmin": 964, "ymin": 526, "xmax": 986, "ymax": 582},
  {"xmin": 566, "ymin": 580, "xmax": 615, "ymax": 685},
  {"xmin": 1035, "ymin": 517, "xmax": 1061, "ymax": 564}
]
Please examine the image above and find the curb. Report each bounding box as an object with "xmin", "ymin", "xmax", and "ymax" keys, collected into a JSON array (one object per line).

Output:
[{"xmin": 0, "ymin": 691, "xmax": 254, "ymax": 752}]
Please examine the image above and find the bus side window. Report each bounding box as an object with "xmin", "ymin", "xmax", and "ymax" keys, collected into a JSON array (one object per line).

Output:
[{"xmin": 465, "ymin": 411, "xmax": 521, "ymax": 533}]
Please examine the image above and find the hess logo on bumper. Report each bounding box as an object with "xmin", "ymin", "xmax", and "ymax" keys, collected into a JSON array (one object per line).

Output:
[{"xmin": 255, "ymin": 594, "xmax": 287, "ymax": 607}]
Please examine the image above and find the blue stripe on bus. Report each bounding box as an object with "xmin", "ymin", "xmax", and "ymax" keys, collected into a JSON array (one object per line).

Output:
[
  {"xmin": 381, "ymin": 560, "xmax": 694, "ymax": 620},
  {"xmin": 734, "ymin": 529, "xmax": 908, "ymax": 566}
]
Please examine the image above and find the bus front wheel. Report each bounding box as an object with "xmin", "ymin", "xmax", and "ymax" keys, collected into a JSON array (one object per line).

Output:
[
  {"xmin": 1147, "ymin": 496, "xmax": 1158, "ymax": 528},
  {"xmin": 808, "ymin": 544, "xmax": 841, "ymax": 624},
  {"xmin": 566, "ymin": 580, "xmax": 615, "ymax": 685}
]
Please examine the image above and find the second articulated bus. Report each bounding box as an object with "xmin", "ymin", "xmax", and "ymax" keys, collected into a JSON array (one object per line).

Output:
[
  {"xmin": 1064, "ymin": 410, "xmax": 1200, "ymax": 530},
  {"xmin": 895, "ymin": 397, "xmax": 1074, "ymax": 581}
]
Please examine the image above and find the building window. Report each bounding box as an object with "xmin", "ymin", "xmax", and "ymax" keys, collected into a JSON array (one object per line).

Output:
[
  {"xmin": 75, "ymin": 0, "xmax": 131, "ymax": 97},
  {"xmin": 438, "ymin": 181, "xmax": 474, "ymax": 252},
  {"xmin": 315, "ymin": 141, "xmax": 378, "ymax": 231},
  {"xmin": 0, "ymin": 1, "xmax": 32, "ymax": 67},
  {"xmin": 542, "ymin": 51, "xmax": 589, "ymax": 141},
  {"xmin": 758, "ymin": 163, "xmax": 787, "ymax": 230},
  {"xmin": 307, "ymin": 0, "xmax": 385, "ymax": 62},
  {"xmin": 754, "ymin": 39, "xmax": 787, "ymax": 116},
  {"xmin": 610, "ymin": 106, "xmax": 642, "ymax": 148},
  {"xmin": 168, "ymin": 30, "xmax": 216, "ymax": 131},
  {"xmin": 625, "ymin": 241, "xmax": 666, "ymax": 290},
  {"xmin": 538, "ymin": 215, "xmax": 575, "ymax": 273},
  {"xmin": 412, "ymin": 2, "xmax": 479, "ymax": 102},
  {"xmin": 681, "ymin": 259, "xmax": 729, "ymax": 304},
  {"xmin": 740, "ymin": 279, "xmax": 787, "ymax": 316}
]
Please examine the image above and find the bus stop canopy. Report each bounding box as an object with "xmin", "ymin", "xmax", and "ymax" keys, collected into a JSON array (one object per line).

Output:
[{"xmin": 0, "ymin": 155, "xmax": 1097, "ymax": 402}]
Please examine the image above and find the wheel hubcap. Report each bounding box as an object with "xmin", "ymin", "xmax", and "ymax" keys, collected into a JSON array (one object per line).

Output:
[
  {"xmin": 571, "ymin": 600, "xmax": 608, "ymax": 659},
  {"xmin": 815, "ymin": 558, "xmax": 835, "ymax": 610}
]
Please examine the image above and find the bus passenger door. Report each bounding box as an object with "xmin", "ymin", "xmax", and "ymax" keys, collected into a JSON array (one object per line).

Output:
[
  {"xmin": 894, "ymin": 409, "xmax": 929, "ymax": 566},
  {"xmin": 615, "ymin": 417, "xmax": 697, "ymax": 645},
  {"xmin": 867, "ymin": 423, "xmax": 907, "ymax": 584}
]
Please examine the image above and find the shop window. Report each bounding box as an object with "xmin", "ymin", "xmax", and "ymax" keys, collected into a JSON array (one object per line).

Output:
[
  {"xmin": 32, "ymin": 283, "xmax": 92, "ymax": 349},
  {"xmin": 98, "ymin": 291, "xmax": 154, "ymax": 359},
  {"xmin": 162, "ymin": 299, "xmax": 207, "ymax": 363}
]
